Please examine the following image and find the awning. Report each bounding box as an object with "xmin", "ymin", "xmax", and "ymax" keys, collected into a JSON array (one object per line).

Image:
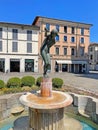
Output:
[{"xmin": 56, "ymin": 60, "xmax": 87, "ymax": 64}]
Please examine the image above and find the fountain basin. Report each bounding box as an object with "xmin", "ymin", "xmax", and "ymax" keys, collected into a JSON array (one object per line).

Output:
[
  {"xmin": 19, "ymin": 90, "xmax": 73, "ymax": 130},
  {"xmin": 20, "ymin": 91, "xmax": 73, "ymax": 109}
]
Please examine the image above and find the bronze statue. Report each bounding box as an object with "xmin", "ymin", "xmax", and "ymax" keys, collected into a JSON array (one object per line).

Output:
[{"xmin": 40, "ymin": 28, "xmax": 58, "ymax": 77}]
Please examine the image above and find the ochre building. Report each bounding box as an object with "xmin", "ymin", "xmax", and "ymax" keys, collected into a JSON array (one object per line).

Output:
[{"xmin": 33, "ymin": 16, "xmax": 92, "ymax": 73}]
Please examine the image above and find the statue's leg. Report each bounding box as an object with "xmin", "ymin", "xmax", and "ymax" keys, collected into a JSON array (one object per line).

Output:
[
  {"xmin": 47, "ymin": 54, "xmax": 51, "ymax": 70},
  {"xmin": 41, "ymin": 50, "xmax": 49, "ymax": 65},
  {"xmin": 41, "ymin": 50, "xmax": 49, "ymax": 75}
]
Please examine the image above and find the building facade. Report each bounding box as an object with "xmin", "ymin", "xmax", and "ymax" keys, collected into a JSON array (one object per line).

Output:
[
  {"xmin": 0, "ymin": 22, "xmax": 39, "ymax": 73},
  {"xmin": 33, "ymin": 16, "xmax": 92, "ymax": 73},
  {"xmin": 89, "ymin": 43, "xmax": 98, "ymax": 70}
]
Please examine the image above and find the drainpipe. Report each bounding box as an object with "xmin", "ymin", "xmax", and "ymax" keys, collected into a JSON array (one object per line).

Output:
[
  {"xmin": 76, "ymin": 25, "xmax": 78, "ymax": 57},
  {"xmin": 7, "ymin": 27, "xmax": 8, "ymax": 53}
]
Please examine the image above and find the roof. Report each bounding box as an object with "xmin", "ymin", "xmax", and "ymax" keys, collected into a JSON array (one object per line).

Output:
[
  {"xmin": 32, "ymin": 16, "xmax": 93, "ymax": 28},
  {"xmin": 89, "ymin": 43, "xmax": 98, "ymax": 46},
  {"xmin": 0, "ymin": 21, "xmax": 40, "ymax": 30}
]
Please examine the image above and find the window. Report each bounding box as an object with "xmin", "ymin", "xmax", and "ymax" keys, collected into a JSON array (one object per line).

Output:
[
  {"xmin": 55, "ymin": 35, "xmax": 59, "ymax": 41},
  {"xmin": 64, "ymin": 26, "xmax": 67, "ymax": 33},
  {"xmin": 12, "ymin": 29, "xmax": 18, "ymax": 40},
  {"xmin": 81, "ymin": 28, "xmax": 84, "ymax": 35},
  {"xmin": 46, "ymin": 23, "xmax": 50, "ymax": 31},
  {"xmin": 0, "ymin": 41, "xmax": 2, "ymax": 51},
  {"xmin": 0, "ymin": 28, "xmax": 2, "ymax": 39},
  {"xmin": 64, "ymin": 36, "xmax": 67, "ymax": 42},
  {"xmin": 71, "ymin": 48, "xmax": 75, "ymax": 55},
  {"xmin": 71, "ymin": 37, "xmax": 75, "ymax": 43},
  {"xmin": 89, "ymin": 47, "xmax": 93, "ymax": 51},
  {"xmin": 80, "ymin": 37, "xmax": 84, "ymax": 43},
  {"xmin": 80, "ymin": 47, "xmax": 84, "ymax": 56},
  {"xmin": 27, "ymin": 43, "xmax": 32, "ymax": 53},
  {"xmin": 64, "ymin": 48, "xmax": 67, "ymax": 55},
  {"xmin": 55, "ymin": 47, "xmax": 59, "ymax": 55},
  {"xmin": 71, "ymin": 27, "xmax": 75, "ymax": 34},
  {"xmin": 90, "ymin": 54, "xmax": 93, "ymax": 60},
  {"xmin": 56, "ymin": 25, "xmax": 59, "ymax": 32},
  {"xmin": 12, "ymin": 42, "xmax": 18, "ymax": 52},
  {"xmin": 27, "ymin": 30, "xmax": 32, "ymax": 41}
]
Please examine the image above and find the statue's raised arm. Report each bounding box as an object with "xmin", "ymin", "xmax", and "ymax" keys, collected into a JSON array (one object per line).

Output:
[{"xmin": 40, "ymin": 28, "xmax": 58, "ymax": 77}]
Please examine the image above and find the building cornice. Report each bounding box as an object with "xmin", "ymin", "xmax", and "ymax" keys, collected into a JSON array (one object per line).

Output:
[
  {"xmin": 0, "ymin": 22, "xmax": 40, "ymax": 30},
  {"xmin": 89, "ymin": 43, "xmax": 98, "ymax": 46},
  {"xmin": 32, "ymin": 16, "xmax": 93, "ymax": 28}
]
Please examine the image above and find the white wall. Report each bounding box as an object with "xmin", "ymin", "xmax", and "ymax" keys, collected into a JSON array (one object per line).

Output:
[{"xmin": 0, "ymin": 25, "xmax": 39, "ymax": 72}]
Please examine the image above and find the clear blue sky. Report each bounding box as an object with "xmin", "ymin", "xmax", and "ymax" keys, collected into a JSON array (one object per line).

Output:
[{"xmin": 0, "ymin": 0, "xmax": 98, "ymax": 42}]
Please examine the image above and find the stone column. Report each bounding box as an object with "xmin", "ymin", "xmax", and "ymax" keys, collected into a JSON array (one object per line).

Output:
[
  {"xmin": 29, "ymin": 108, "xmax": 65, "ymax": 130},
  {"xmin": 41, "ymin": 78, "xmax": 52, "ymax": 97}
]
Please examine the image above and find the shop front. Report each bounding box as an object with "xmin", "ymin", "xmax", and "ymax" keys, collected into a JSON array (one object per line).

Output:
[
  {"xmin": 55, "ymin": 60, "xmax": 88, "ymax": 73},
  {"xmin": 0, "ymin": 58, "xmax": 5, "ymax": 72},
  {"xmin": 25, "ymin": 59, "xmax": 34, "ymax": 72},
  {"xmin": 10, "ymin": 59, "xmax": 20, "ymax": 72}
]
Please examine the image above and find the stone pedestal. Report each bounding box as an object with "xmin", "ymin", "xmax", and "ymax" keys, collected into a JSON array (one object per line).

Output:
[
  {"xmin": 41, "ymin": 78, "xmax": 52, "ymax": 97},
  {"xmin": 29, "ymin": 108, "xmax": 64, "ymax": 130}
]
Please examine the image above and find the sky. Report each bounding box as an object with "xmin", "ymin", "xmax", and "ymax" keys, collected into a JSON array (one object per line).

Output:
[{"xmin": 0, "ymin": 0, "xmax": 98, "ymax": 42}]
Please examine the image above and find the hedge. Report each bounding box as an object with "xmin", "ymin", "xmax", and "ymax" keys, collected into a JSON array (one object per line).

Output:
[
  {"xmin": 21, "ymin": 76, "xmax": 35, "ymax": 87},
  {"xmin": 0, "ymin": 80, "xmax": 5, "ymax": 89},
  {"xmin": 7, "ymin": 77, "xmax": 21, "ymax": 88},
  {"xmin": 52, "ymin": 78, "xmax": 63, "ymax": 88}
]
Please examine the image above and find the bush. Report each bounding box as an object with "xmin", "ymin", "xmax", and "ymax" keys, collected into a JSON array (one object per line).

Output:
[
  {"xmin": 2, "ymin": 87, "xmax": 22, "ymax": 94},
  {"xmin": 21, "ymin": 76, "xmax": 35, "ymax": 87},
  {"xmin": 36, "ymin": 76, "xmax": 43, "ymax": 87},
  {"xmin": 7, "ymin": 77, "xmax": 21, "ymax": 88},
  {"xmin": 52, "ymin": 78, "xmax": 63, "ymax": 88},
  {"xmin": 21, "ymin": 86, "xmax": 32, "ymax": 92},
  {"xmin": 0, "ymin": 80, "xmax": 5, "ymax": 89}
]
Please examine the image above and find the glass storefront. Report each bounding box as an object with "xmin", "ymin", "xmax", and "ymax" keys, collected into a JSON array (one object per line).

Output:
[
  {"xmin": 0, "ymin": 59, "xmax": 5, "ymax": 72},
  {"xmin": 10, "ymin": 59, "xmax": 20, "ymax": 72},
  {"xmin": 25, "ymin": 59, "xmax": 34, "ymax": 72},
  {"xmin": 62, "ymin": 64, "xmax": 68, "ymax": 72}
]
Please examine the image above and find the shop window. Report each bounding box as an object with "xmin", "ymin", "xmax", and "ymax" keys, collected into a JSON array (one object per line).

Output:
[{"xmin": 25, "ymin": 59, "xmax": 34, "ymax": 72}]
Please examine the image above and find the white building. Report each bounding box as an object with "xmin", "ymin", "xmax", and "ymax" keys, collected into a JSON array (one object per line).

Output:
[
  {"xmin": 89, "ymin": 43, "xmax": 98, "ymax": 70},
  {"xmin": 0, "ymin": 22, "xmax": 39, "ymax": 73}
]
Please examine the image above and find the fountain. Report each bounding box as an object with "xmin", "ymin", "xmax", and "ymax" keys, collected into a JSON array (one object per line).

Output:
[{"xmin": 19, "ymin": 28, "xmax": 74, "ymax": 130}]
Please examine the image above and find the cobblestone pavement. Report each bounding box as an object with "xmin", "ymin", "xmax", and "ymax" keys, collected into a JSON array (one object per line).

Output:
[{"xmin": 0, "ymin": 71, "xmax": 98, "ymax": 94}]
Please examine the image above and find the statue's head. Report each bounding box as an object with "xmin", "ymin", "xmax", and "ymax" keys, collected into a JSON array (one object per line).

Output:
[{"xmin": 51, "ymin": 29, "xmax": 58, "ymax": 36}]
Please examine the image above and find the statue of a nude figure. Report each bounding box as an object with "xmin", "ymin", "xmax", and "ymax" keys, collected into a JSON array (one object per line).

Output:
[{"xmin": 40, "ymin": 28, "xmax": 58, "ymax": 77}]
